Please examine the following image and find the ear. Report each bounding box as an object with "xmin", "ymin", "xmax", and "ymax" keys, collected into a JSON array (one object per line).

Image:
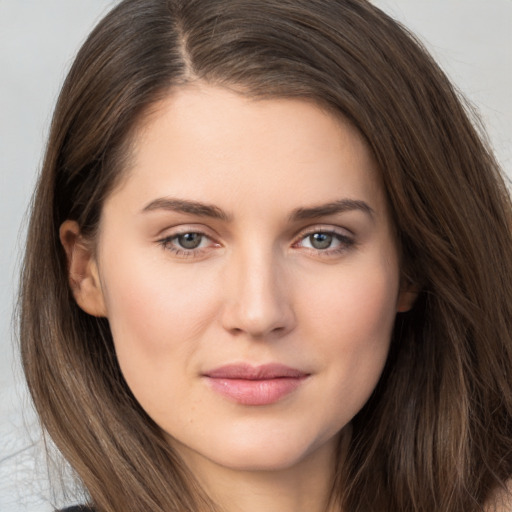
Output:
[
  {"xmin": 396, "ymin": 279, "xmax": 420, "ymax": 313},
  {"xmin": 59, "ymin": 220, "xmax": 107, "ymax": 317}
]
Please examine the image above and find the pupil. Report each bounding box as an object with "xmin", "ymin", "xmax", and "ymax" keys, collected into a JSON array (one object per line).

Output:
[
  {"xmin": 310, "ymin": 233, "xmax": 332, "ymax": 250},
  {"xmin": 178, "ymin": 233, "xmax": 202, "ymax": 249}
]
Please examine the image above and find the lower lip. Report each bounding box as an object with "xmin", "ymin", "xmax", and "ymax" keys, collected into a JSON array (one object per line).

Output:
[{"xmin": 205, "ymin": 377, "xmax": 306, "ymax": 406}]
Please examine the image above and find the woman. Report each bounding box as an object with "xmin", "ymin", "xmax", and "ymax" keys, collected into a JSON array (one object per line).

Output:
[{"xmin": 19, "ymin": 0, "xmax": 512, "ymax": 511}]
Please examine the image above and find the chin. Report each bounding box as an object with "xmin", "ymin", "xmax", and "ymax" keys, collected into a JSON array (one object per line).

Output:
[
  {"xmin": 214, "ymin": 445, "xmax": 309, "ymax": 472},
  {"xmin": 173, "ymin": 427, "xmax": 340, "ymax": 474}
]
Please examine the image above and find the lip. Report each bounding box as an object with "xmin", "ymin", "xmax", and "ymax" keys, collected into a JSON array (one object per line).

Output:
[{"xmin": 203, "ymin": 363, "xmax": 309, "ymax": 406}]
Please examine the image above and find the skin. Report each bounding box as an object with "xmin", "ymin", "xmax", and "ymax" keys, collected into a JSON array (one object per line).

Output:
[{"xmin": 61, "ymin": 84, "xmax": 416, "ymax": 512}]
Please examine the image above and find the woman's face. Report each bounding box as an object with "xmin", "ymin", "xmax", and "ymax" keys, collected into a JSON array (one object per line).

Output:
[{"xmin": 73, "ymin": 84, "xmax": 413, "ymax": 474}]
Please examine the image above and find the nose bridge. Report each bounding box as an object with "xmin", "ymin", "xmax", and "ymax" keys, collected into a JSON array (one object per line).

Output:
[{"xmin": 221, "ymin": 240, "xmax": 295, "ymax": 338}]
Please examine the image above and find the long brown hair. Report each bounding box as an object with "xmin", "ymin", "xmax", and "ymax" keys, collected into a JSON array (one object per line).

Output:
[{"xmin": 19, "ymin": 0, "xmax": 512, "ymax": 510}]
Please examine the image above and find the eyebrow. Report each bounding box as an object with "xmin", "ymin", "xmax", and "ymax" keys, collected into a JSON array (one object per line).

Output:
[
  {"xmin": 141, "ymin": 197, "xmax": 374, "ymax": 222},
  {"xmin": 289, "ymin": 199, "xmax": 374, "ymax": 221},
  {"xmin": 141, "ymin": 197, "xmax": 232, "ymax": 221}
]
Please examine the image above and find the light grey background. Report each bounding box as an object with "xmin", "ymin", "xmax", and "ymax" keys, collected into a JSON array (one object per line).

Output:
[{"xmin": 1, "ymin": 1, "xmax": 511, "ymax": 510}]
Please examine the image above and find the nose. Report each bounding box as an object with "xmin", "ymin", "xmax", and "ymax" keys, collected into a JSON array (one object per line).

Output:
[{"xmin": 220, "ymin": 247, "xmax": 296, "ymax": 339}]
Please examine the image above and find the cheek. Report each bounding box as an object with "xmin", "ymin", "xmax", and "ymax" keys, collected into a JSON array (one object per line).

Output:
[
  {"xmin": 301, "ymin": 260, "xmax": 399, "ymax": 345},
  {"xmin": 99, "ymin": 249, "xmax": 220, "ymax": 370},
  {"xmin": 297, "ymin": 258, "xmax": 399, "ymax": 415},
  {"xmin": 98, "ymin": 251, "xmax": 225, "ymax": 422}
]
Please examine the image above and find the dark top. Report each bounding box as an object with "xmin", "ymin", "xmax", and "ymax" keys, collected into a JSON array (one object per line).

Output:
[{"xmin": 59, "ymin": 507, "xmax": 95, "ymax": 512}]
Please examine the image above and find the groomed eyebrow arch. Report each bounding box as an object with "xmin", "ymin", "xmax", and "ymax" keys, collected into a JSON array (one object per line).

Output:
[
  {"xmin": 290, "ymin": 199, "xmax": 374, "ymax": 222},
  {"xmin": 141, "ymin": 197, "xmax": 232, "ymax": 222}
]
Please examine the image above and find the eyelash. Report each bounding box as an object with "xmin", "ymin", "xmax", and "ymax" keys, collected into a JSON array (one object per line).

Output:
[
  {"xmin": 292, "ymin": 228, "xmax": 355, "ymax": 257},
  {"xmin": 158, "ymin": 230, "xmax": 219, "ymax": 259},
  {"xmin": 157, "ymin": 227, "xmax": 355, "ymax": 259}
]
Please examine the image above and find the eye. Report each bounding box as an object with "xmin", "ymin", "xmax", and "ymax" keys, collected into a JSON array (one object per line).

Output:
[
  {"xmin": 294, "ymin": 229, "xmax": 355, "ymax": 255},
  {"xmin": 158, "ymin": 231, "xmax": 219, "ymax": 258}
]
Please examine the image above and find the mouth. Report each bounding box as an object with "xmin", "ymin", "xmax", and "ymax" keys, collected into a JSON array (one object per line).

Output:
[{"xmin": 203, "ymin": 363, "xmax": 310, "ymax": 406}]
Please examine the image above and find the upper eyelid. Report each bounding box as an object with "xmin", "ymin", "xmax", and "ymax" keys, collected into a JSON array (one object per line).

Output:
[
  {"xmin": 159, "ymin": 232, "xmax": 217, "ymax": 248},
  {"xmin": 156, "ymin": 224, "xmax": 220, "ymax": 240},
  {"xmin": 293, "ymin": 224, "xmax": 354, "ymax": 240}
]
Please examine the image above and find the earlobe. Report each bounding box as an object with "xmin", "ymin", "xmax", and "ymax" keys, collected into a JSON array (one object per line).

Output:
[{"xmin": 59, "ymin": 220, "xmax": 107, "ymax": 317}]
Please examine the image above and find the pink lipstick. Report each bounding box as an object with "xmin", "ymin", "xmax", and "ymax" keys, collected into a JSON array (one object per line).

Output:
[{"xmin": 203, "ymin": 363, "xmax": 309, "ymax": 406}]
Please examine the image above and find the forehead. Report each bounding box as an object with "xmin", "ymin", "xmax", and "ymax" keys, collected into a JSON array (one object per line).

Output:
[{"xmin": 106, "ymin": 84, "xmax": 387, "ymax": 219}]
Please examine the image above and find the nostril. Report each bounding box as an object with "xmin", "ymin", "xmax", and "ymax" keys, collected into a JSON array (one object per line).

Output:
[{"xmin": 222, "ymin": 313, "xmax": 295, "ymax": 340}]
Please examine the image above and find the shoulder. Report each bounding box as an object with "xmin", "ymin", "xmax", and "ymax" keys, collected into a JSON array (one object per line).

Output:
[{"xmin": 485, "ymin": 480, "xmax": 512, "ymax": 512}]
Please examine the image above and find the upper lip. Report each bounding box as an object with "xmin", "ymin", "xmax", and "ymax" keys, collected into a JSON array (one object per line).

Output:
[{"xmin": 204, "ymin": 363, "xmax": 309, "ymax": 380}]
